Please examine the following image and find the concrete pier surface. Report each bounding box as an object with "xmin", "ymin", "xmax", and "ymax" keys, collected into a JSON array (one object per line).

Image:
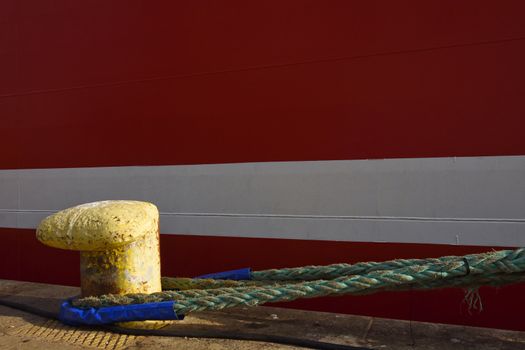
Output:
[{"xmin": 0, "ymin": 279, "xmax": 524, "ymax": 350}]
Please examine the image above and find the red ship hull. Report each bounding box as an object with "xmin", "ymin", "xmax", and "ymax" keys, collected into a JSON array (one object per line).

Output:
[{"xmin": 1, "ymin": 1, "xmax": 525, "ymax": 331}]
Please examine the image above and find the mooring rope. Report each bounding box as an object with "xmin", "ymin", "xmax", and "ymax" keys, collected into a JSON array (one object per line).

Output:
[{"xmin": 73, "ymin": 249, "xmax": 525, "ymax": 315}]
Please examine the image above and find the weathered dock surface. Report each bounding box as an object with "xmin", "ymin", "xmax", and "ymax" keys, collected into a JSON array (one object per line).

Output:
[{"xmin": 0, "ymin": 279, "xmax": 524, "ymax": 350}]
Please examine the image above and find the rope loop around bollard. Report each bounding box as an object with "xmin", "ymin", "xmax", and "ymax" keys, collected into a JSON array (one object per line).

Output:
[{"xmin": 64, "ymin": 248, "xmax": 525, "ymax": 324}]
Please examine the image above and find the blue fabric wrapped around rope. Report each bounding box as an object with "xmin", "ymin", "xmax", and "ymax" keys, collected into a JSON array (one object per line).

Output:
[
  {"xmin": 195, "ymin": 267, "xmax": 252, "ymax": 280},
  {"xmin": 59, "ymin": 299, "xmax": 184, "ymax": 326}
]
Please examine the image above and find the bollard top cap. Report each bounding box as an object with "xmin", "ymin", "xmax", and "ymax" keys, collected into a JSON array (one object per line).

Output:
[{"xmin": 36, "ymin": 200, "xmax": 159, "ymax": 251}]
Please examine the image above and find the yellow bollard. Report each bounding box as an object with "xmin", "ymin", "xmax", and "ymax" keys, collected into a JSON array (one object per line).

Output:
[{"xmin": 36, "ymin": 200, "xmax": 170, "ymax": 329}]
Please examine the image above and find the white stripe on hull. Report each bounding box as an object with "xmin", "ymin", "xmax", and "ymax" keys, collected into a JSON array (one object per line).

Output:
[{"xmin": 1, "ymin": 156, "xmax": 524, "ymax": 246}]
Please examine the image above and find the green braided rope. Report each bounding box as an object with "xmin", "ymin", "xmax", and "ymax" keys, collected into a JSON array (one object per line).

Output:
[
  {"xmin": 73, "ymin": 249, "xmax": 525, "ymax": 314},
  {"xmin": 162, "ymin": 253, "xmax": 520, "ymax": 290},
  {"xmin": 159, "ymin": 251, "xmax": 501, "ymax": 290},
  {"xmin": 160, "ymin": 277, "xmax": 305, "ymax": 291},
  {"xmin": 172, "ymin": 255, "xmax": 525, "ymax": 314},
  {"xmin": 251, "ymin": 250, "xmax": 524, "ymax": 281},
  {"xmin": 252, "ymin": 256, "xmax": 458, "ymax": 281},
  {"xmin": 160, "ymin": 277, "xmax": 266, "ymax": 290},
  {"xmin": 160, "ymin": 248, "xmax": 523, "ymax": 290},
  {"xmin": 76, "ymin": 271, "xmax": 525, "ymax": 309}
]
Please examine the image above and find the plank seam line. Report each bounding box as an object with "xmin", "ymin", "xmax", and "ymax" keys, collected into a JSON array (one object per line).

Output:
[
  {"xmin": 1, "ymin": 209, "xmax": 525, "ymax": 224},
  {"xmin": 1, "ymin": 36, "xmax": 524, "ymax": 99}
]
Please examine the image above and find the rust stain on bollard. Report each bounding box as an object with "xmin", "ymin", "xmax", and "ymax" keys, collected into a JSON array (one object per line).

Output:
[
  {"xmin": 80, "ymin": 230, "xmax": 161, "ymax": 296},
  {"xmin": 36, "ymin": 200, "xmax": 169, "ymax": 329}
]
